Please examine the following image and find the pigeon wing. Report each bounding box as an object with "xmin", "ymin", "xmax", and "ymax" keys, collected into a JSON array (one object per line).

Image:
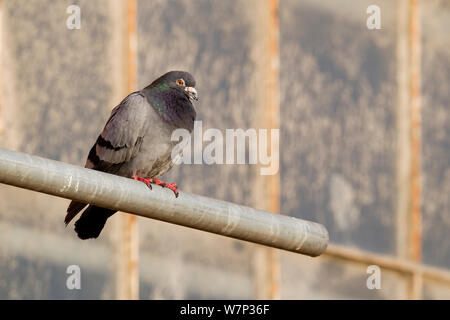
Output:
[
  {"xmin": 86, "ymin": 92, "xmax": 149, "ymax": 170},
  {"xmin": 65, "ymin": 92, "xmax": 148, "ymax": 226}
]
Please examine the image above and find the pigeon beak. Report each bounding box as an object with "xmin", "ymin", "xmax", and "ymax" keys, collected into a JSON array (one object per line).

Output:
[{"xmin": 185, "ymin": 87, "xmax": 199, "ymax": 101}]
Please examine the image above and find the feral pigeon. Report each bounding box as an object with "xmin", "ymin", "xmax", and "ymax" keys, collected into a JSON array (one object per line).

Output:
[{"xmin": 65, "ymin": 71, "xmax": 198, "ymax": 239}]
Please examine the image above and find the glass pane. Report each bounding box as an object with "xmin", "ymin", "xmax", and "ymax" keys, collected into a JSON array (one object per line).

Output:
[
  {"xmin": 137, "ymin": 0, "xmax": 260, "ymax": 298},
  {"xmin": 423, "ymin": 279, "xmax": 450, "ymax": 299},
  {"xmin": 0, "ymin": 0, "xmax": 116, "ymax": 299},
  {"xmin": 280, "ymin": 251, "xmax": 408, "ymax": 299},
  {"xmin": 421, "ymin": 0, "xmax": 450, "ymax": 269},
  {"xmin": 280, "ymin": 0, "xmax": 397, "ymax": 254},
  {"xmin": 138, "ymin": 219, "xmax": 253, "ymax": 299}
]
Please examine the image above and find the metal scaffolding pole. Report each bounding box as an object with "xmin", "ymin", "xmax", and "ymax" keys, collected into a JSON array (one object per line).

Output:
[
  {"xmin": 408, "ymin": 0, "xmax": 422, "ymax": 265},
  {"xmin": 408, "ymin": 0, "xmax": 423, "ymax": 300},
  {"xmin": 254, "ymin": 0, "xmax": 281, "ymax": 300},
  {"xmin": 396, "ymin": 0, "xmax": 423, "ymax": 300},
  {"xmin": 114, "ymin": 0, "xmax": 139, "ymax": 300},
  {"xmin": 0, "ymin": 147, "xmax": 329, "ymax": 257}
]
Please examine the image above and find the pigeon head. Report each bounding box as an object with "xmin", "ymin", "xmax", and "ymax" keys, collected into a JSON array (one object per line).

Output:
[
  {"xmin": 143, "ymin": 71, "xmax": 197, "ymax": 131},
  {"xmin": 150, "ymin": 71, "xmax": 198, "ymax": 101}
]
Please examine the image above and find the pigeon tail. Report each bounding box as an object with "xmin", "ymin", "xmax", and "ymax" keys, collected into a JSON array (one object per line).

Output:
[
  {"xmin": 65, "ymin": 200, "xmax": 88, "ymax": 225},
  {"xmin": 74, "ymin": 205, "xmax": 116, "ymax": 240}
]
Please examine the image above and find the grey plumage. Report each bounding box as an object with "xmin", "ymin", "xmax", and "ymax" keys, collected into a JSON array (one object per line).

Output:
[{"xmin": 65, "ymin": 71, "xmax": 198, "ymax": 239}]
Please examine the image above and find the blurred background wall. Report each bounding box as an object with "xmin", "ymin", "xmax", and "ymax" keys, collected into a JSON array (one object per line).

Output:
[{"xmin": 0, "ymin": 0, "xmax": 449, "ymax": 299}]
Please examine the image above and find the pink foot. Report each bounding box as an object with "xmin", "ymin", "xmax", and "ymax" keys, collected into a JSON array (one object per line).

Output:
[{"xmin": 133, "ymin": 176, "xmax": 179, "ymax": 198}]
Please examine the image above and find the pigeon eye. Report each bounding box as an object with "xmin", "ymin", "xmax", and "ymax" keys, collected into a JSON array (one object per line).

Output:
[{"xmin": 177, "ymin": 79, "xmax": 185, "ymax": 86}]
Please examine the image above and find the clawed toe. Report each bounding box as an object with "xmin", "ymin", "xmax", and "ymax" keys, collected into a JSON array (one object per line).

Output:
[
  {"xmin": 164, "ymin": 183, "xmax": 179, "ymax": 197},
  {"xmin": 133, "ymin": 176, "xmax": 179, "ymax": 197}
]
